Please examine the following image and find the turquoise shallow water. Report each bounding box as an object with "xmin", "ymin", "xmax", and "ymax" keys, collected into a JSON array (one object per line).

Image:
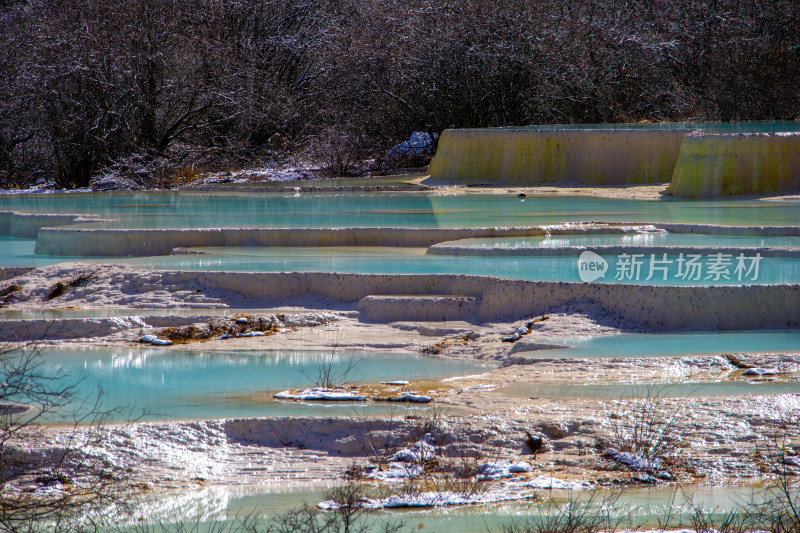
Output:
[
  {"xmin": 449, "ymin": 233, "xmax": 800, "ymax": 249},
  {"xmin": 32, "ymin": 347, "xmax": 491, "ymax": 422},
  {"xmin": 514, "ymin": 330, "xmax": 800, "ymax": 358},
  {"xmin": 0, "ymin": 235, "xmax": 84, "ymax": 266},
  {"xmin": 121, "ymin": 246, "xmax": 800, "ymax": 285},
  {"xmin": 132, "ymin": 483, "xmax": 760, "ymax": 532},
  {"xmin": 2, "ymin": 192, "xmax": 800, "ymax": 229},
  {"xmin": 7, "ymin": 238, "xmax": 800, "ymax": 285},
  {"xmin": 502, "ymin": 380, "xmax": 800, "ymax": 400}
]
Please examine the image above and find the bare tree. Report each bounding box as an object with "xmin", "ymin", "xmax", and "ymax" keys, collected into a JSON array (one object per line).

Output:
[{"xmin": 0, "ymin": 339, "xmax": 129, "ymax": 532}]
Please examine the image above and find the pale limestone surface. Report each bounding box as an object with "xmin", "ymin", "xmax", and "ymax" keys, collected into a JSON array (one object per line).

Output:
[
  {"xmin": 3, "ymin": 263, "xmax": 799, "ymax": 331},
  {"xmin": 429, "ymin": 128, "xmax": 685, "ymax": 185}
]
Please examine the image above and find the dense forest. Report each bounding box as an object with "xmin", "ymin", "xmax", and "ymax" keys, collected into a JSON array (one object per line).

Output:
[{"xmin": 0, "ymin": 0, "xmax": 798, "ymax": 188}]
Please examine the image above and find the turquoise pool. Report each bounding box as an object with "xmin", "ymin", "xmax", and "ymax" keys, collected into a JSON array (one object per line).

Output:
[
  {"xmin": 30, "ymin": 347, "xmax": 492, "ymax": 423},
  {"xmin": 131, "ymin": 483, "xmax": 761, "ymax": 532},
  {"xmin": 121, "ymin": 246, "xmax": 800, "ymax": 285},
  {"xmin": 2, "ymin": 192, "xmax": 799, "ymax": 229},
  {"xmin": 0, "ymin": 235, "xmax": 83, "ymax": 267},
  {"xmin": 445, "ymin": 233, "xmax": 800, "ymax": 249},
  {"xmin": 513, "ymin": 330, "xmax": 800, "ymax": 358},
  {"xmin": 502, "ymin": 380, "xmax": 800, "ymax": 401}
]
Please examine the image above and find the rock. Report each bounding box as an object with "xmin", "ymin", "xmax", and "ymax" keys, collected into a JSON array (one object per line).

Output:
[{"xmin": 386, "ymin": 132, "xmax": 437, "ymax": 159}]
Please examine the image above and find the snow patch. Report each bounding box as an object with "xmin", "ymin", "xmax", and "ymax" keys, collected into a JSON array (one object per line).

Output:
[
  {"xmin": 603, "ymin": 448, "xmax": 672, "ymax": 480},
  {"xmin": 140, "ymin": 334, "xmax": 172, "ymax": 346},
  {"xmin": 390, "ymin": 440, "xmax": 437, "ymax": 463},
  {"xmin": 387, "ymin": 393, "xmax": 431, "ymax": 403},
  {"xmin": 364, "ymin": 463, "xmax": 423, "ymax": 481},
  {"xmin": 273, "ymin": 388, "xmax": 367, "ymax": 401},
  {"xmin": 458, "ymin": 384, "xmax": 497, "ymax": 393},
  {"xmin": 476, "ymin": 460, "xmax": 532, "ymax": 480},
  {"xmin": 509, "ymin": 476, "xmax": 594, "ymax": 490},
  {"xmin": 742, "ymin": 367, "xmax": 779, "ymax": 376}
]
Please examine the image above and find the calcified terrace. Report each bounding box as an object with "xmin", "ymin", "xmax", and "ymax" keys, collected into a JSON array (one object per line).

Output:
[
  {"xmin": 429, "ymin": 125, "xmax": 800, "ymax": 197},
  {"xmin": 1, "ymin": 158, "xmax": 800, "ymax": 526}
]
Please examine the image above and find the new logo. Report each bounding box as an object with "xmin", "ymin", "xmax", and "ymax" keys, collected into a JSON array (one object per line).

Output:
[{"xmin": 577, "ymin": 251, "xmax": 608, "ymax": 282}]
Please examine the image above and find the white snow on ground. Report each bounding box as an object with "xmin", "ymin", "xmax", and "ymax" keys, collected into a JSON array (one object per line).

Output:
[
  {"xmin": 380, "ymin": 380, "xmax": 410, "ymax": 386},
  {"xmin": 505, "ymin": 476, "xmax": 595, "ymax": 490},
  {"xmin": 359, "ymin": 439, "xmax": 437, "ymax": 481},
  {"xmin": 441, "ymin": 373, "xmax": 489, "ymax": 382},
  {"xmin": 458, "ymin": 384, "xmax": 497, "ymax": 393},
  {"xmin": 273, "ymin": 388, "xmax": 368, "ymax": 401},
  {"xmin": 282, "ymin": 312, "xmax": 340, "ymax": 327},
  {"xmin": 364, "ymin": 463, "xmax": 423, "ymax": 481},
  {"xmin": 476, "ymin": 460, "xmax": 532, "ymax": 480},
  {"xmin": 388, "ymin": 393, "xmax": 431, "ymax": 403},
  {"xmin": 503, "ymin": 326, "xmax": 530, "ymax": 342},
  {"xmin": 603, "ymin": 448, "xmax": 672, "ymax": 480},
  {"xmin": 742, "ymin": 367, "xmax": 779, "ymax": 376},
  {"xmin": 140, "ymin": 334, "xmax": 173, "ymax": 346},
  {"xmin": 201, "ymin": 166, "xmax": 321, "ymax": 184},
  {"xmin": 390, "ymin": 440, "xmax": 437, "ymax": 463}
]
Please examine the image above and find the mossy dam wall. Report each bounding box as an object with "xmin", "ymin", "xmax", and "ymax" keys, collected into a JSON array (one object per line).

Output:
[{"xmin": 428, "ymin": 127, "xmax": 800, "ymax": 197}]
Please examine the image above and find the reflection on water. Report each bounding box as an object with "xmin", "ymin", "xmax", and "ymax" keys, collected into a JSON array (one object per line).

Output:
[
  {"xmin": 131, "ymin": 482, "xmax": 763, "ymax": 532},
  {"xmin": 452, "ymin": 233, "xmax": 800, "ymax": 249},
  {"xmin": 120, "ymin": 246, "xmax": 800, "ymax": 285},
  {"xmin": 33, "ymin": 346, "xmax": 492, "ymax": 422},
  {"xmin": 1, "ymin": 192, "xmax": 799, "ymax": 229}
]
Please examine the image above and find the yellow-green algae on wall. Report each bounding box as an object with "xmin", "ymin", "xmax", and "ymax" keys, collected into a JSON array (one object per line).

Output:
[
  {"xmin": 669, "ymin": 132, "xmax": 800, "ymax": 198},
  {"xmin": 428, "ymin": 128, "xmax": 687, "ymax": 185}
]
